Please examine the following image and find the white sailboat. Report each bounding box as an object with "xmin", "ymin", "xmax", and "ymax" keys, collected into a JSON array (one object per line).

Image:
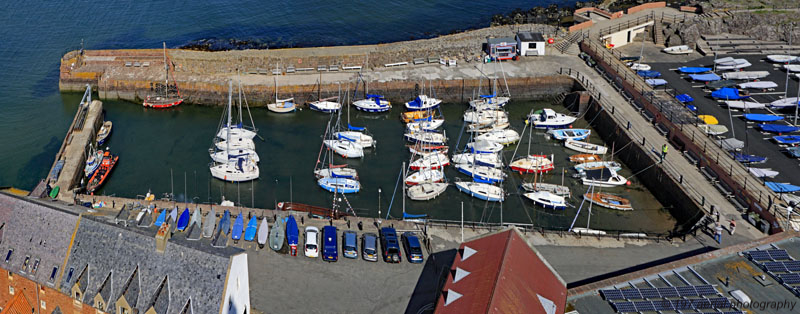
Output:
[
  {"xmin": 217, "ymin": 79, "xmax": 258, "ymax": 140},
  {"xmin": 210, "ymin": 149, "xmax": 260, "ymax": 163},
  {"xmin": 564, "ymin": 140, "xmax": 608, "ymax": 154},
  {"xmin": 324, "ymin": 139, "xmax": 364, "ymax": 158},
  {"xmin": 452, "ymin": 152, "xmax": 503, "ymax": 168},
  {"xmin": 474, "ymin": 129, "xmax": 520, "ymax": 145},
  {"xmin": 463, "ymin": 109, "xmax": 508, "ymax": 125},
  {"xmin": 215, "ymin": 137, "xmax": 256, "ymax": 151},
  {"xmin": 267, "ymin": 77, "xmax": 297, "ymax": 113},
  {"xmin": 210, "ymin": 81, "xmax": 260, "ymax": 182},
  {"xmin": 455, "ymin": 181, "xmax": 504, "ymax": 202},
  {"xmin": 405, "ymin": 169, "xmax": 445, "ymax": 185},
  {"xmin": 466, "ymin": 140, "xmax": 504, "ymax": 154}
]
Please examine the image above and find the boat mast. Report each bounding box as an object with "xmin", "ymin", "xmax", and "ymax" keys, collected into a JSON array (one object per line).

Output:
[
  {"xmin": 402, "ymin": 162, "xmax": 406, "ymax": 218},
  {"xmin": 238, "ymin": 75, "xmax": 243, "ymax": 126},
  {"xmin": 163, "ymin": 42, "xmax": 168, "ymax": 98},
  {"xmin": 227, "ymin": 80, "xmax": 233, "ymax": 153}
]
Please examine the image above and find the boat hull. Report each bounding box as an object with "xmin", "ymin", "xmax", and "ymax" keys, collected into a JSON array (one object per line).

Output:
[{"xmin": 455, "ymin": 182, "xmax": 504, "ymax": 202}]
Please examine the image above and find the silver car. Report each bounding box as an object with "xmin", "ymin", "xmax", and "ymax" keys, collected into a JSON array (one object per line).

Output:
[{"xmin": 362, "ymin": 232, "xmax": 378, "ymax": 262}]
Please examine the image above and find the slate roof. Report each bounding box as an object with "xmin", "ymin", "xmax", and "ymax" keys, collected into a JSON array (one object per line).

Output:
[
  {"xmin": 517, "ymin": 31, "xmax": 546, "ymax": 42},
  {"xmin": 120, "ymin": 266, "xmax": 141, "ymax": 308},
  {"xmin": 0, "ymin": 193, "xmax": 79, "ymax": 285},
  {"xmin": 60, "ymin": 215, "xmax": 243, "ymax": 314},
  {"xmin": 487, "ymin": 37, "xmax": 516, "ymax": 45}
]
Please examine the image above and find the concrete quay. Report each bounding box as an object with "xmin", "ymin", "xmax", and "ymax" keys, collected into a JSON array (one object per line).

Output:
[{"xmin": 48, "ymin": 98, "xmax": 103, "ymax": 202}]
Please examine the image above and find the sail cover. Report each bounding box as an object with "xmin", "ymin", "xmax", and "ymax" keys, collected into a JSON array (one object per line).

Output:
[
  {"xmin": 679, "ymin": 67, "xmax": 712, "ymax": 74},
  {"xmin": 759, "ymin": 124, "xmax": 800, "ymax": 133},
  {"xmin": 689, "ymin": 73, "xmax": 721, "ymax": 81},
  {"xmin": 766, "ymin": 182, "xmax": 800, "ymax": 193},
  {"xmin": 676, "ymin": 94, "xmax": 694, "ymax": 103},
  {"xmin": 744, "ymin": 114, "xmax": 783, "ymax": 122},
  {"xmin": 711, "ymin": 88, "xmax": 748, "ymax": 100},
  {"xmin": 637, "ymin": 70, "xmax": 661, "ymax": 78}
]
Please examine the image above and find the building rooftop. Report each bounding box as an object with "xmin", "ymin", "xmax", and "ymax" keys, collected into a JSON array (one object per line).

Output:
[
  {"xmin": 487, "ymin": 37, "xmax": 516, "ymax": 45},
  {"xmin": 517, "ymin": 31, "xmax": 545, "ymax": 42}
]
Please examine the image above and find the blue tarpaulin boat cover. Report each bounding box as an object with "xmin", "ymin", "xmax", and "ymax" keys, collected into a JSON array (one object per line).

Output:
[
  {"xmin": 689, "ymin": 73, "xmax": 721, "ymax": 81},
  {"xmin": 479, "ymin": 94, "xmax": 496, "ymax": 98},
  {"xmin": 711, "ymin": 88, "xmax": 749, "ymax": 100},
  {"xmin": 759, "ymin": 124, "xmax": 800, "ymax": 133},
  {"xmin": 678, "ymin": 67, "xmax": 712, "ymax": 74},
  {"xmin": 744, "ymin": 114, "xmax": 783, "ymax": 122},
  {"xmin": 766, "ymin": 182, "xmax": 800, "ymax": 193},
  {"xmin": 366, "ymin": 94, "xmax": 383, "ymax": 99},
  {"xmin": 676, "ymin": 94, "xmax": 694, "ymax": 103},
  {"xmin": 646, "ymin": 79, "xmax": 667, "ymax": 86},
  {"xmin": 731, "ymin": 153, "xmax": 767, "ymax": 163},
  {"xmin": 403, "ymin": 212, "xmax": 427, "ymax": 219},
  {"xmin": 637, "ymin": 70, "xmax": 661, "ymax": 78},
  {"xmin": 687, "ymin": 104, "xmax": 697, "ymax": 112},
  {"xmin": 774, "ymin": 135, "xmax": 800, "ymax": 144},
  {"xmin": 348, "ymin": 124, "xmax": 365, "ymax": 131}
]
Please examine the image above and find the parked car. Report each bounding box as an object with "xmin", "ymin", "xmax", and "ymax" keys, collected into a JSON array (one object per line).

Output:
[
  {"xmin": 362, "ymin": 232, "xmax": 378, "ymax": 262},
  {"xmin": 379, "ymin": 227, "xmax": 401, "ymax": 263},
  {"xmin": 304, "ymin": 226, "xmax": 319, "ymax": 258},
  {"xmin": 401, "ymin": 232, "xmax": 424, "ymax": 263},
  {"xmin": 322, "ymin": 226, "xmax": 338, "ymax": 262},
  {"xmin": 342, "ymin": 230, "xmax": 358, "ymax": 259}
]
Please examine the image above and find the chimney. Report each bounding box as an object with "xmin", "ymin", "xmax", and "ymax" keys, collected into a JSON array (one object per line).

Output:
[{"xmin": 155, "ymin": 223, "xmax": 171, "ymax": 253}]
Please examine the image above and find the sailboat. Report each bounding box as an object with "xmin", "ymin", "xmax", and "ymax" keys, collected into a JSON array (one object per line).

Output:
[
  {"xmin": 309, "ymin": 79, "xmax": 342, "ymax": 113},
  {"xmin": 330, "ymin": 92, "xmax": 374, "ymax": 150},
  {"xmin": 269, "ymin": 215, "xmax": 286, "ymax": 251},
  {"xmin": 524, "ymin": 191, "xmax": 567, "ymax": 210},
  {"xmin": 257, "ymin": 217, "xmax": 269, "ymax": 248},
  {"xmin": 216, "ymin": 79, "xmax": 258, "ymax": 140},
  {"xmin": 352, "ymin": 74, "xmax": 391, "ymax": 112},
  {"xmin": 267, "ymin": 77, "xmax": 297, "ymax": 113},
  {"xmin": 244, "ymin": 216, "xmax": 258, "ymax": 242},
  {"xmin": 143, "ymin": 42, "xmax": 182, "ymax": 108},
  {"xmin": 528, "ymin": 108, "xmax": 577, "ymax": 129},
  {"xmin": 452, "ymin": 152, "xmax": 503, "ymax": 168},
  {"xmin": 474, "ymin": 129, "xmax": 520, "ymax": 145},
  {"xmin": 405, "ymin": 80, "xmax": 442, "ymax": 111},
  {"xmin": 210, "ymin": 81, "xmax": 260, "ymax": 182},
  {"xmin": 509, "ymin": 155, "xmax": 554, "ymax": 174},
  {"xmin": 455, "ymin": 181, "xmax": 504, "ymax": 202}
]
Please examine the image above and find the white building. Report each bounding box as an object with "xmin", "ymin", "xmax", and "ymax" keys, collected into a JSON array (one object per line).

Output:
[{"xmin": 516, "ymin": 32, "xmax": 546, "ymax": 56}]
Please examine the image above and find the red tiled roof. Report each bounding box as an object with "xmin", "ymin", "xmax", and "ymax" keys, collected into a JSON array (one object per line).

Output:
[
  {"xmin": 435, "ymin": 228, "xmax": 567, "ymax": 314},
  {"xmin": 1, "ymin": 292, "xmax": 33, "ymax": 314}
]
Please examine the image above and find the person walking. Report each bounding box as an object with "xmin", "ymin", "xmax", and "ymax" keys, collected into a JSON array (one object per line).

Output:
[
  {"xmin": 661, "ymin": 144, "xmax": 668, "ymax": 162},
  {"xmin": 729, "ymin": 219, "xmax": 736, "ymax": 235},
  {"xmin": 714, "ymin": 210, "xmax": 720, "ymax": 222},
  {"xmin": 714, "ymin": 223, "xmax": 723, "ymax": 244}
]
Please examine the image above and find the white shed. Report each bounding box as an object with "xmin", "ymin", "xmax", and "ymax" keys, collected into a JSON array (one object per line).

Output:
[{"xmin": 516, "ymin": 32, "xmax": 546, "ymax": 56}]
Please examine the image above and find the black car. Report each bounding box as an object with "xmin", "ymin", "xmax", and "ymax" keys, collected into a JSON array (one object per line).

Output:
[
  {"xmin": 401, "ymin": 232, "xmax": 424, "ymax": 263},
  {"xmin": 379, "ymin": 227, "xmax": 401, "ymax": 263}
]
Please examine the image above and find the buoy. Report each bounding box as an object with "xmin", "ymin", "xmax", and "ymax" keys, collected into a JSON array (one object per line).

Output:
[
  {"xmin": 547, "ymin": 38, "xmax": 554, "ymax": 44},
  {"xmin": 626, "ymin": 181, "xmax": 632, "ymax": 186}
]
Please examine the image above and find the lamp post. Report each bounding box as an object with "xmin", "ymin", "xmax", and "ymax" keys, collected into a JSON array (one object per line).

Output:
[{"xmin": 377, "ymin": 188, "xmax": 382, "ymax": 226}]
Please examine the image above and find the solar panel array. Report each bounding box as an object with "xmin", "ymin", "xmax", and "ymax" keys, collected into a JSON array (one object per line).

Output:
[
  {"xmin": 600, "ymin": 285, "xmax": 736, "ymax": 313},
  {"xmin": 745, "ymin": 248, "xmax": 800, "ymax": 297},
  {"xmin": 610, "ymin": 297, "xmax": 733, "ymax": 312},
  {"xmin": 600, "ymin": 285, "xmax": 719, "ymax": 300}
]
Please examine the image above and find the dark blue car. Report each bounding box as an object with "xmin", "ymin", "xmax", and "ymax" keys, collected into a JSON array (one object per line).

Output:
[
  {"xmin": 322, "ymin": 226, "xmax": 338, "ymax": 262},
  {"xmin": 380, "ymin": 227, "xmax": 401, "ymax": 263},
  {"xmin": 401, "ymin": 232, "xmax": 424, "ymax": 263}
]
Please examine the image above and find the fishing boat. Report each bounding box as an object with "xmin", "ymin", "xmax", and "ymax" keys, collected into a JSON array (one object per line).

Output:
[
  {"xmin": 528, "ymin": 108, "xmax": 577, "ymax": 129},
  {"xmin": 455, "ymin": 181, "xmax": 504, "ymax": 202},
  {"xmin": 407, "ymin": 119, "xmax": 445, "ymax": 132},
  {"xmin": 629, "ymin": 63, "xmax": 651, "ymax": 71},
  {"xmin": 405, "ymin": 95, "xmax": 442, "ymax": 111},
  {"xmin": 569, "ymin": 154, "xmax": 601, "ymax": 163},
  {"xmin": 774, "ymin": 135, "xmax": 800, "ymax": 145},
  {"xmin": 96, "ymin": 121, "xmax": 113, "ymax": 145},
  {"xmin": 663, "ymin": 45, "xmax": 693, "ymax": 54},
  {"xmin": 738, "ymin": 81, "xmax": 778, "ymax": 90},
  {"xmin": 323, "ymin": 139, "xmax": 364, "ymax": 158},
  {"xmin": 788, "ymin": 147, "xmax": 800, "ymax": 158},
  {"xmin": 646, "ymin": 79, "xmax": 668, "ymax": 86},
  {"xmin": 574, "ymin": 161, "xmax": 622, "ymax": 172},
  {"xmin": 452, "ymin": 153, "xmax": 503, "ymax": 168},
  {"xmin": 244, "ymin": 216, "xmax": 258, "ymax": 241},
  {"xmin": 267, "ymin": 77, "xmax": 297, "ymax": 113},
  {"xmin": 509, "ymin": 155, "xmax": 554, "ymax": 174},
  {"xmin": 334, "ymin": 129, "xmax": 375, "ymax": 148},
  {"xmin": 84, "ymin": 147, "xmax": 103, "ymax": 177},
  {"xmin": 467, "ymin": 141, "xmax": 504, "ymax": 154},
  {"xmin": 269, "ymin": 215, "xmax": 286, "ymax": 251},
  {"xmin": 202, "ymin": 208, "xmax": 216, "ymax": 238},
  {"xmin": 707, "ymin": 79, "xmax": 738, "ymax": 90},
  {"xmin": 456, "ymin": 164, "xmax": 506, "ymax": 183},
  {"xmin": 698, "ymin": 124, "xmax": 729, "ymax": 136},
  {"xmin": 401, "ymin": 110, "xmax": 432, "ymax": 123},
  {"xmin": 404, "ymin": 131, "xmax": 447, "ymax": 145},
  {"xmin": 209, "ymin": 156, "xmax": 259, "ymax": 182},
  {"xmin": 407, "ymin": 182, "xmax": 448, "ymax": 201},
  {"xmin": 724, "ymin": 101, "xmax": 765, "ymax": 110},
  {"xmin": 86, "ymin": 151, "xmax": 118, "ymax": 194},
  {"xmin": 750, "ymin": 168, "xmax": 779, "ymax": 178},
  {"xmin": 521, "ymin": 182, "xmax": 570, "ymax": 196},
  {"xmin": 678, "ymin": 67, "xmax": 711, "ymax": 74},
  {"xmin": 524, "ymin": 191, "xmax": 567, "ymax": 210},
  {"xmin": 547, "ymin": 129, "xmax": 591, "ymax": 141},
  {"xmin": 474, "ymin": 129, "xmax": 520, "ymax": 145},
  {"xmin": 637, "ymin": 70, "xmax": 661, "ymax": 78},
  {"xmin": 731, "ymin": 152, "xmax": 767, "ymax": 164},
  {"xmin": 286, "ymin": 215, "xmax": 299, "ymax": 256},
  {"xmin": 176, "ymin": 208, "xmax": 190, "ymax": 231},
  {"xmin": 405, "ymin": 169, "xmax": 445, "ymax": 185},
  {"xmin": 711, "ymin": 88, "xmax": 750, "ymax": 100},
  {"xmin": 154, "ymin": 210, "xmax": 166, "ymax": 227},
  {"xmin": 759, "ymin": 124, "xmax": 800, "ymax": 133},
  {"xmin": 257, "ymin": 217, "xmax": 269, "ymax": 248},
  {"xmin": 317, "ymin": 177, "xmax": 360, "ymax": 193},
  {"xmin": 231, "ymin": 213, "xmax": 244, "ymax": 242},
  {"xmin": 353, "ymin": 94, "xmax": 391, "ymax": 112},
  {"xmin": 217, "ymin": 210, "xmax": 231, "ymax": 235},
  {"xmin": 210, "ymin": 149, "xmax": 260, "ymax": 164},
  {"xmin": 580, "ymin": 168, "xmax": 628, "ymax": 187},
  {"xmin": 314, "ymin": 166, "xmax": 359, "ymax": 179},
  {"xmin": 722, "ymin": 71, "xmax": 770, "ymax": 80},
  {"xmin": 143, "ymin": 43, "xmax": 183, "ymax": 108},
  {"xmin": 583, "ymin": 193, "xmax": 632, "ymax": 211},
  {"xmin": 769, "ymin": 97, "xmax": 800, "ymax": 109},
  {"xmin": 767, "ymin": 55, "xmax": 797, "ymax": 63},
  {"xmin": 215, "ymin": 137, "xmax": 256, "ymax": 151},
  {"xmin": 409, "ymin": 153, "xmax": 450, "ymax": 170},
  {"xmin": 468, "ymin": 94, "xmax": 510, "ymax": 109},
  {"xmin": 463, "ymin": 109, "xmax": 507, "ymax": 125},
  {"xmin": 689, "ymin": 73, "xmax": 721, "ymax": 82},
  {"xmin": 744, "ymin": 114, "xmax": 783, "ymax": 122},
  {"xmin": 564, "ymin": 140, "xmax": 608, "ymax": 154}
]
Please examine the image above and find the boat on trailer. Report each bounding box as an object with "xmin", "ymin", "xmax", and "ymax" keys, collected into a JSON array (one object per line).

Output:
[
  {"xmin": 257, "ymin": 217, "xmax": 269, "ymax": 248},
  {"xmin": 269, "ymin": 215, "xmax": 285, "ymax": 251},
  {"xmin": 244, "ymin": 216, "xmax": 258, "ymax": 241}
]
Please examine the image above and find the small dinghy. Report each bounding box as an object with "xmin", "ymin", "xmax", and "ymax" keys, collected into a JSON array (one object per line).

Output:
[
  {"xmin": 759, "ymin": 124, "xmax": 800, "ymax": 133},
  {"xmin": 176, "ymin": 208, "xmax": 190, "ymax": 231},
  {"xmin": 401, "ymin": 110, "xmax": 432, "ymax": 123},
  {"xmin": 774, "ymin": 135, "xmax": 800, "ymax": 145},
  {"xmin": 707, "ymin": 79, "xmax": 738, "ymax": 90},
  {"xmin": 716, "ymin": 59, "xmax": 751, "ymax": 70},
  {"xmin": 738, "ymin": 81, "xmax": 778, "ymax": 90},
  {"xmin": 202, "ymin": 208, "xmax": 217, "ymax": 238},
  {"xmin": 717, "ymin": 138, "xmax": 744, "ymax": 151},
  {"xmin": 711, "ymin": 88, "xmax": 749, "ymax": 100},
  {"xmin": 353, "ymin": 94, "xmax": 391, "ymax": 112},
  {"xmin": 637, "ymin": 70, "xmax": 661, "ymax": 78},
  {"xmin": 215, "ymin": 137, "xmax": 256, "ymax": 151},
  {"xmin": 324, "ymin": 139, "xmax": 364, "ymax": 158},
  {"xmin": 646, "ymin": 79, "xmax": 668, "ymax": 86},
  {"xmin": 725, "ymin": 100, "xmax": 765, "ymax": 110},
  {"xmin": 731, "ymin": 152, "xmax": 767, "ymax": 164},
  {"xmin": 409, "ymin": 153, "xmax": 450, "ymax": 170},
  {"xmin": 584, "ymin": 193, "xmax": 633, "ymax": 211},
  {"xmin": 405, "ymin": 169, "xmax": 445, "ymax": 185},
  {"xmin": 456, "ymin": 164, "xmax": 506, "ymax": 183},
  {"xmin": 269, "ymin": 215, "xmax": 286, "ymax": 251},
  {"xmin": 580, "ymin": 168, "xmax": 627, "ymax": 187},
  {"xmin": 467, "ymin": 141, "xmax": 504, "ymax": 154},
  {"xmin": 663, "ymin": 45, "xmax": 692, "ymax": 54},
  {"xmin": 521, "ymin": 183, "xmax": 571, "ymax": 196},
  {"xmin": 528, "ymin": 108, "xmax": 577, "ymax": 129},
  {"xmin": 96, "ymin": 121, "xmax": 113, "ymax": 145},
  {"xmin": 267, "ymin": 98, "xmax": 297, "ymax": 113},
  {"xmin": 335, "ymin": 129, "xmax": 375, "ymax": 148},
  {"xmin": 509, "ymin": 155, "xmax": 554, "ymax": 174},
  {"xmin": 317, "ymin": 177, "xmax": 360, "ymax": 193},
  {"xmin": 722, "ymin": 71, "xmax": 770, "ymax": 80},
  {"xmin": 452, "ymin": 152, "xmax": 503, "ymax": 168},
  {"xmin": 286, "ymin": 215, "xmax": 299, "ymax": 256},
  {"xmin": 455, "ymin": 181, "xmax": 504, "ymax": 202},
  {"xmin": 463, "ymin": 109, "xmax": 507, "ymax": 125},
  {"xmin": 210, "ymin": 149, "xmax": 260, "ymax": 163},
  {"xmin": 314, "ymin": 167, "xmax": 359, "ymax": 180},
  {"xmin": 788, "ymin": 147, "xmax": 800, "ymax": 158},
  {"xmin": 231, "ymin": 213, "xmax": 244, "ymax": 242},
  {"xmin": 569, "ymin": 154, "xmax": 600, "ymax": 163},
  {"xmin": 218, "ymin": 210, "xmax": 231, "ymax": 235},
  {"xmin": 407, "ymin": 119, "xmax": 445, "ymax": 132},
  {"xmin": 524, "ymin": 191, "xmax": 567, "ymax": 210},
  {"xmin": 257, "ymin": 217, "xmax": 269, "ymax": 248},
  {"xmin": 744, "ymin": 114, "xmax": 783, "ymax": 122},
  {"xmin": 689, "ymin": 73, "xmax": 721, "ymax": 81},
  {"xmin": 474, "ymin": 129, "xmax": 520, "ymax": 145},
  {"xmin": 564, "ymin": 140, "xmax": 608, "ymax": 154},
  {"xmin": 244, "ymin": 216, "xmax": 258, "ymax": 241},
  {"xmin": 766, "ymin": 182, "xmax": 800, "ymax": 193},
  {"xmin": 574, "ymin": 161, "xmax": 622, "ymax": 172},
  {"xmin": 749, "ymin": 168, "xmax": 779, "ymax": 178},
  {"xmin": 678, "ymin": 67, "xmax": 711, "ymax": 74},
  {"xmin": 784, "ymin": 64, "xmax": 800, "ymax": 72},
  {"xmin": 154, "ymin": 209, "xmax": 167, "ymax": 227},
  {"xmin": 630, "ymin": 63, "xmax": 651, "ymax": 71},
  {"xmin": 405, "ymin": 95, "xmax": 442, "ymax": 111},
  {"xmin": 186, "ymin": 209, "xmax": 202, "ymax": 240},
  {"xmin": 676, "ymin": 94, "xmax": 694, "ymax": 103},
  {"xmin": 769, "ymin": 97, "xmax": 800, "ymax": 108},
  {"xmin": 767, "ymin": 55, "xmax": 797, "ymax": 63},
  {"xmin": 407, "ymin": 182, "xmax": 448, "ymax": 201},
  {"xmin": 698, "ymin": 124, "xmax": 729, "ymax": 136},
  {"xmin": 547, "ymin": 128, "xmax": 591, "ymax": 141},
  {"xmin": 404, "ymin": 131, "xmax": 447, "ymax": 145},
  {"xmin": 468, "ymin": 94, "xmax": 510, "ymax": 109}
]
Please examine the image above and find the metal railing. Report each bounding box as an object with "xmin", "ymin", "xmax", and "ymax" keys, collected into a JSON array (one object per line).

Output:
[{"xmin": 597, "ymin": 12, "xmax": 655, "ymax": 38}]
